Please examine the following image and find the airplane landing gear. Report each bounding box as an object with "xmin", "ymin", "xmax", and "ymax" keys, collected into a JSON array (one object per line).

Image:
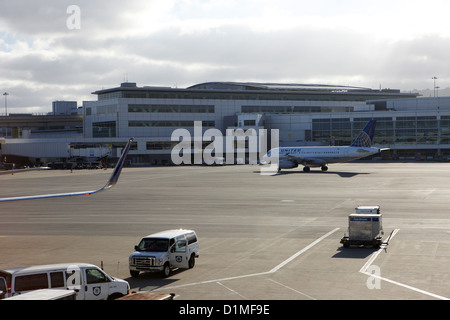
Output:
[{"xmin": 303, "ymin": 166, "xmax": 328, "ymax": 172}]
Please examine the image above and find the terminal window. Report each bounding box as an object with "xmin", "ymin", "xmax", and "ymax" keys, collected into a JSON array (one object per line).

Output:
[{"xmin": 93, "ymin": 121, "xmax": 116, "ymax": 138}]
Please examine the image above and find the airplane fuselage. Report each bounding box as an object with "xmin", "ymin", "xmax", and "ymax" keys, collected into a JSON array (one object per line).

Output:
[
  {"xmin": 279, "ymin": 146, "xmax": 381, "ymax": 166},
  {"xmin": 262, "ymin": 145, "xmax": 383, "ymax": 172},
  {"xmin": 261, "ymin": 119, "xmax": 384, "ymax": 172}
]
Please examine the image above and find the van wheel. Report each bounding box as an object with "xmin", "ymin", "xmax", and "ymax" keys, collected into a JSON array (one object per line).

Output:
[
  {"xmin": 162, "ymin": 263, "xmax": 171, "ymax": 277},
  {"xmin": 108, "ymin": 293, "xmax": 124, "ymax": 300},
  {"xmin": 188, "ymin": 254, "xmax": 195, "ymax": 269},
  {"xmin": 130, "ymin": 270, "xmax": 140, "ymax": 278}
]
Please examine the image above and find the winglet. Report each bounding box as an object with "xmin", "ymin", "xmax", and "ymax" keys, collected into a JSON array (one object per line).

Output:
[
  {"xmin": 101, "ymin": 137, "xmax": 133, "ymax": 190},
  {"xmin": 0, "ymin": 138, "xmax": 133, "ymax": 202}
]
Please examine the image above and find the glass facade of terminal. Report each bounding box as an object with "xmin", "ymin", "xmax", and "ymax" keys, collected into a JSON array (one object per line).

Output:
[
  {"xmin": 128, "ymin": 104, "xmax": 215, "ymax": 113},
  {"xmin": 311, "ymin": 116, "xmax": 450, "ymax": 147},
  {"xmin": 128, "ymin": 120, "xmax": 215, "ymax": 127},
  {"xmin": 92, "ymin": 121, "xmax": 116, "ymax": 138}
]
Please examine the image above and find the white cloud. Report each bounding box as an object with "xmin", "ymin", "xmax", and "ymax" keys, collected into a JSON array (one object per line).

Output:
[{"xmin": 0, "ymin": 0, "xmax": 450, "ymax": 112}]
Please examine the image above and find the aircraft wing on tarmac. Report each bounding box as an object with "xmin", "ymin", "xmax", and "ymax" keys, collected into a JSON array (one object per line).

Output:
[
  {"xmin": 0, "ymin": 167, "xmax": 51, "ymax": 175},
  {"xmin": 0, "ymin": 138, "xmax": 133, "ymax": 202}
]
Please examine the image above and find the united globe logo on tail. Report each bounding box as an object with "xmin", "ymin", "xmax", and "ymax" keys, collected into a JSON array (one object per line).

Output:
[{"xmin": 350, "ymin": 120, "xmax": 376, "ymax": 148}]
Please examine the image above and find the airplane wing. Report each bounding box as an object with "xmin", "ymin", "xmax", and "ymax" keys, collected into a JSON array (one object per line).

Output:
[
  {"xmin": 0, "ymin": 138, "xmax": 133, "ymax": 202},
  {"xmin": 0, "ymin": 167, "xmax": 51, "ymax": 175}
]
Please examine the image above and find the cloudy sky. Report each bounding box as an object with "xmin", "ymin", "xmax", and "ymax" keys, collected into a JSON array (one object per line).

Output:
[{"xmin": 1, "ymin": 0, "xmax": 450, "ymax": 113}]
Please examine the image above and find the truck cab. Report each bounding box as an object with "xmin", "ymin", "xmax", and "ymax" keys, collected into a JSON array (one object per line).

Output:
[{"xmin": 129, "ymin": 229, "xmax": 199, "ymax": 277}]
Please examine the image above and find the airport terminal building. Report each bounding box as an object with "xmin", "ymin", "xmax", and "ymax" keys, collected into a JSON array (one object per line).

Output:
[{"xmin": 2, "ymin": 81, "xmax": 450, "ymax": 166}]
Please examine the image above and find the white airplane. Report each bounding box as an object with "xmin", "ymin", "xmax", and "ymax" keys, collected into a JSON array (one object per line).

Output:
[
  {"xmin": 0, "ymin": 138, "xmax": 133, "ymax": 202},
  {"xmin": 262, "ymin": 120, "xmax": 388, "ymax": 172}
]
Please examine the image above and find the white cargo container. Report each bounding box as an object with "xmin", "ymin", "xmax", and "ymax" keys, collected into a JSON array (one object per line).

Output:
[
  {"xmin": 355, "ymin": 205, "xmax": 380, "ymax": 214},
  {"xmin": 341, "ymin": 208, "xmax": 384, "ymax": 248}
]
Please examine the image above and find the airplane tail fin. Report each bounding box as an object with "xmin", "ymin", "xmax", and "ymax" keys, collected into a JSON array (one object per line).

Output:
[{"xmin": 350, "ymin": 120, "xmax": 376, "ymax": 147}]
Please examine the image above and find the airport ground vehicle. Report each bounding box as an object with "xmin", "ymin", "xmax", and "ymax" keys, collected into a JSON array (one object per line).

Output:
[
  {"xmin": 4, "ymin": 289, "xmax": 77, "ymax": 300},
  {"xmin": 0, "ymin": 263, "xmax": 130, "ymax": 300},
  {"xmin": 340, "ymin": 206, "xmax": 384, "ymax": 248},
  {"xmin": 129, "ymin": 229, "xmax": 199, "ymax": 277}
]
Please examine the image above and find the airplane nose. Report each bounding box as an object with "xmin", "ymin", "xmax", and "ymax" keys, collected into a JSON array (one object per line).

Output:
[
  {"xmin": 259, "ymin": 155, "xmax": 268, "ymax": 165},
  {"xmin": 259, "ymin": 154, "xmax": 270, "ymax": 165}
]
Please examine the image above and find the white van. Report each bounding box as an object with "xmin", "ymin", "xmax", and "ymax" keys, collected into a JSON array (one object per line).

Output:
[
  {"xmin": 0, "ymin": 263, "xmax": 130, "ymax": 300},
  {"xmin": 129, "ymin": 229, "xmax": 199, "ymax": 277}
]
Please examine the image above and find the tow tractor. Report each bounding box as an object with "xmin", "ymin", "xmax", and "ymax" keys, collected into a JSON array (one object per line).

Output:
[{"xmin": 340, "ymin": 206, "xmax": 384, "ymax": 248}]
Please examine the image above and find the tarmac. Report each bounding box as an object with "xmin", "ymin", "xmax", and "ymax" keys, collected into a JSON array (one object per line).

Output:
[{"xmin": 2, "ymin": 162, "xmax": 450, "ymax": 300}]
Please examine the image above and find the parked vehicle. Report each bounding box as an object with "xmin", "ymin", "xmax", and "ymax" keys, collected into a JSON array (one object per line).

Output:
[
  {"xmin": 129, "ymin": 229, "xmax": 199, "ymax": 277},
  {"xmin": 0, "ymin": 263, "xmax": 130, "ymax": 300}
]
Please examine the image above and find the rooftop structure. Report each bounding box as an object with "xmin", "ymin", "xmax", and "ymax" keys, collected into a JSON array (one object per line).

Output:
[{"xmin": 92, "ymin": 82, "xmax": 418, "ymax": 102}]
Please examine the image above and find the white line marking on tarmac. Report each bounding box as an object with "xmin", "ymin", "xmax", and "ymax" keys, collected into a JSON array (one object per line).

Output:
[
  {"xmin": 359, "ymin": 229, "xmax": 449, "ymax": 300},
  {"xmin": 359, "ymin": 229, "xmax": 401, "ymax": 274},
  {"xmin": 363, "ymin": 273, "xmax": 449, "ymax": 300},
  {"xmin": 155, "ymin": 228, "xmax": 340, "ymax": 291},
  {"xmin": 267, "ymin": 279, "xmax": 316, "ymax": 300},
  {"xmin": 270, "ymin": 228, "xmax": 340, "ymax": 273},
  {"xmin": 217, "ymin": 282, "xmax": 248, "ymax": 299}
]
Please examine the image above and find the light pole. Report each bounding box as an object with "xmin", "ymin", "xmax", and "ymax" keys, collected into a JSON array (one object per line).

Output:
[
  {"xmin": 432, "ymin": 77, "xmax": 437, "ymax": 97},
  {"xmin": 2, "ymin": 92, "xmax": 8, "ymax": 115}
]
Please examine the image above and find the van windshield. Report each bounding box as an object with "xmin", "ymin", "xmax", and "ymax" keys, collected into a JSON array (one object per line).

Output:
[{"xmin": 136, "ymin": 238, "xmax": 169, "ymax": 252}]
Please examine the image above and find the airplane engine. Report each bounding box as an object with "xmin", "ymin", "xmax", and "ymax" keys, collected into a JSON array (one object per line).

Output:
[{"xmin": 279, "ymin": 160, "xmax": 298, "ymax": 169}]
